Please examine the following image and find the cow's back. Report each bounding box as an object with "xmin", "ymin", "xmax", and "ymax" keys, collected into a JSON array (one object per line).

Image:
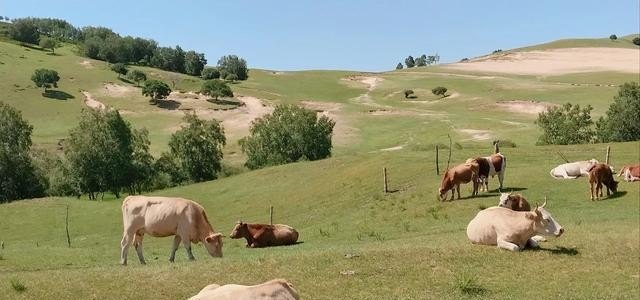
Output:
[
  {"xmin": 188, "ymin": 279, "xmax": 299, "ymax": 300},
  {"xmin": 122, "ymin": 196, "xmax": 196, "ymax": 238},
  {"xmin": 273, "ymin": 224, "xmax": 299, "ymax": 245},
  {"xmin": 467, "ymin": 207, "xmax": 530, "ymax": 245}
]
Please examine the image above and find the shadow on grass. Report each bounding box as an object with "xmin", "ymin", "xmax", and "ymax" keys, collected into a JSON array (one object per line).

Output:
[
  {"xmin": 599, "ymin": 190, "xmax": 627, "ymax": 200},
  {"xmin": 45, "ymin": 52, "xmax": 61, "ymax": 56},
  {"xmin": 531, "ymin": 246, "xmax": 579, "ymax": 256},
  {"xmin": 118, "ymin": 77, "xmax": 134, "ymax": 84},
  {"xmin": 20, "ymin": 43, "xmax": 47, "ymax": 52},
  {"xmin": 42, "ymin": 90, "xmax": 75, "ymax": 100},
  {"xmin": 152, "ymin": 99, "xmax": 181, "ymax": 110},
  {"xmin": 206, "ymin": 98, "xmax": 243, "ymax": 106}
]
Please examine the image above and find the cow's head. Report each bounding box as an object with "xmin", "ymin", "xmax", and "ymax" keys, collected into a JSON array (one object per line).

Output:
[
  {"xmin": 498, "ymin": 192, "xmax": 512, "ymax": 208},
  {"xmin": 438, "ymin": 188, "xmax": 450, "ymax": 201},
  {"xmin": 531, "ymin": 200, "xmax": 564, "ymax": 237},
  {"xmin": 229, "ymin": 221, "xmax": 249, "ymax": 239},
  {"xmin": 204, "ymin": 233, "xmax": 223, "ymax": 258},
  {"xmin": 609, "ymin": 180, "xmax": 619, "ymax": 193}
]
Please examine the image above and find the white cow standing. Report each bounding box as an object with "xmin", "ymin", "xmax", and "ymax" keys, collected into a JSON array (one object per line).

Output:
[
  {"xmin": 120, "ymin": 196, "xmax": 223, "ymax": 265},
  {"xmin": 549, "ymin": 159, "xmax": 599, "ymax": 179},
  {"xmin": 467, "ymin": 201, "xmax": 564, "ymax": 251},
  {"xmin": 188, "ymin": 279, "xmax": 300, "ymax": 300}
]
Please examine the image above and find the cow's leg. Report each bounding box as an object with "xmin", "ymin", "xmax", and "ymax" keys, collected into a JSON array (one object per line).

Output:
[
  {"xmin": 589, "ymin": 182, "xmax": 595, "ymax": 201},
  {"xmin": 449, "ymin": 188, "xmax": 455, "ymax": 201},
  {"xmin": 526, "ymin": 238, "xmax": 540, "ymax": 249},
  {"xmin": 120, "ymin": 230, "xmax": 135, "ymax": 265},
  {"xmin": 182, "ymin": 238, "xmax": 195, "ymax": 261},
  {"xmin": 456, "ymin": 184, "xmax": 461, "ymax": 200},
  {"xmin": 597, "ymin": 182, "xmax": 603, "ymax": 198},
  {"xmin": 498, "ymin": 171, "xmax": 504, "ymax": 190},
  {"xmin": 169, "ymin": 235, "xmax": 181, "ymax": 262},
  {"xmin": 133, "ymin": 233, "xmax": 146, "ymax": 265},
  {"xmin": 531, "ymin": 235, "xmax": 547, "ymax": 243},
  {"xmin": 497, "ymin": 239, "xmax": 520, "ymax": 251}
]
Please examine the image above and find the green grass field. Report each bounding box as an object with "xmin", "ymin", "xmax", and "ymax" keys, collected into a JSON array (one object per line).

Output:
[{"xmin": 0, "ymin": 36, "xmax": 639, "ymax": 299}]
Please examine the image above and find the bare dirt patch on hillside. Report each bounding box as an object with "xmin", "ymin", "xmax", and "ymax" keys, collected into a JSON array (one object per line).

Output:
[
  {"xmin": 458, "ymin": 129, "xmax": 495, "ymax": 141},
  {"xmin": 80, "ymin": 91, "xmax": 106, "ymax": 110},
  {"xmin": 342, "ymin": 75, "xmax": 384, "ymax": 91},
  {"xmin": 495, "ymin": 100, "xmax": 557, "ymax": 114},
  {"xmin": 79, "ymin": 60, "xmax": 94, "ymax": 69},
  {"xmin": 445, "ymin": 47, "xmax": 640, "ymax": 75},
  {"xmin": 103, "ymin": 83, "xmax": 137, "ymax": 98},
  {"xmin": 300, "ymin": 101, "xmax": 358, "ymax": 146}
]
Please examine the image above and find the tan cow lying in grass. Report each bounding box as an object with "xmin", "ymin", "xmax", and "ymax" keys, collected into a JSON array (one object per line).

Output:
[
  {"xmin": 467, "ymin": 201, "xmax": 564, "ymax": 251},
  {"xmin": 438, "ymin": 161, "xmax": 479, "ymax": 201},
  {"xmin": 229, "ymin": 221, "xmax": 299, "ymax": 248},
  {"xmin": 120, "ymin": 196, "xmax": 223, "ymax": 265},
  {"xmin": 188, "ymin": 279, "xmax": 300, "ymax": 300},
  {"xmin": 549, "ymin": 159, "xmax": 598, "ymax": 179},
  {"xmin": 618, "ymin": 164, "xmax": 640, "ymax": 182}
]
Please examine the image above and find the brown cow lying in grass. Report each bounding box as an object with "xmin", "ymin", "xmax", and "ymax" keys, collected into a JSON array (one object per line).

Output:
[
  {"xmin": 229, "ymin": 222, "xmax": 299, "ymax": 248},
  {"xmin": 588, "ymin": 163, "xmax": 619, "ymax": 200},
  {"xmin": 618, "ymin": 164, "xmax": 640, "ymax": 182},
  {"xmin": 438, "ymin": 161, "xmax": 479, "ymax": 201}
]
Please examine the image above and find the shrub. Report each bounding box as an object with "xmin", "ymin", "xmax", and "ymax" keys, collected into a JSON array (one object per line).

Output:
[
  {"xmin": 633, "ymin": 37, "xmax": 640, "ymax": 46},
  {"xmin": 240, "ymin": 104, "xmax": 335, "ymax": 169},
  {"xmin": 403, "ymin": 89, "xmax": 414, "ymax": 98},
  {"xmin": 200, "ymin": 79, "xmax": 233, "ymax": 100},
  {"xmin": 492, "ymin": 49, "xmax": 503, "ymax": 54},
  {"xmin": 536, "ymin": 103, "xmax": 594, "ymax": 145},
  {"xmin": 595, "ymin": 82, "xmax": 640, "ymax": 142},
  {"xmin": 460, "ymin": 58, "xmax": 469, "ymax": 62},
  {"xmin": 395, "ymin": 63, "xmax": 403, "ymax": 70},
  {"xmin": 126, "ymin": 69, "xmax": 146, "ymax": 86},
  {"xmin": 217, "ymin": 55, "xmax": 248, "ymax": 80},
  {"xmin": 404, "ymin": 56, "xmax": 415, "ymax": 68},
  {"xmin": 11, "ymin": 279, "xmax": 26, "ymax": 292},
  {"xmin": 432, "ymin": 86, "xmax": 447, "ymax": 97},
  {"xmin": 110, "ymin": 63, "xmax": 128, "ymax": 78},
  {"xmin": 201, "ymin": 67, "xmax": 220, "ymax": 80},
  {"xmin": 39, "ymin": 37, "xmax": 58, "ymax": 53},
  {"xmin": 609, "ymin": 34, "xmax": 617, "ymax": 40},
  {"xmin": 31, "ymin": 69, "xmax": 60, "ymax": 92},
  {"xmin": 141, "ymin": 79, "xmax": 171, "ymax": 103}
]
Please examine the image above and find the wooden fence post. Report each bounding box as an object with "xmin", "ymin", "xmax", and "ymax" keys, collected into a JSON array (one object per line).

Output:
[
  {"xmin": 383, "ymin": 167, "xmax": 388, "ymax": 194},
  {"xmin": 435, "ymin": 145, "xmax": 440, "ymax": 175},
  {"xmin": 446, "ymin": 134, "xmax": 452, "ymax": 171},
  {"xmin": 269, "ymin": 206, "xmax": 273, "ymax": 225},
  {"xmin": 605, "ymin": 146, "xmax": 611, "ymax": 165},
  {"xmin": 65, "ymin": 205, "xmax": 71, "ymax": 248}
]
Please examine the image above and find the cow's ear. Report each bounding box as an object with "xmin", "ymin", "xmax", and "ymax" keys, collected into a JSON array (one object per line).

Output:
[{"xmin": 205, "ymin": 236, "xmax": 212, "ymax": 243}]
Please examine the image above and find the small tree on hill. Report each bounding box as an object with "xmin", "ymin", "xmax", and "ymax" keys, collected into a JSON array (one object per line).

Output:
[
  {"xmin": 201, "ymin": 67, "xmax": 221, "ymax": 80},
  {"xmin": 111, "ymin": 63, "xmax": 128, "ymax": 78},
  {"xmin": 609, "ymin": 34, "xmax": 617, "ymax": 41},
  {"xmin": 39, "ymin": 37, "xmax": 58, "ymax": 53},
  {"xmin": 415, "ymin": 55, "xmax": 427, "ymax": 67},
  {"xmin": 142, "ymin": 79, "xmax": 171, "ymax": 103},
  {"xmin": 31, "ymin": 68, "xmax": 60, "ymax": 92},
  {"xmin": 633, "ymin": 37, "xmax": 640, "ymax": 46},
  {"xmin": 168, "ymin": 113, "xmax": 226, "ymax": 182},
  {"xmin": 200, "ymin": 79, "xmax": 233, "ymax": 100},
  {"xmin": 404, "ymin": 89, "xmax": 414, "ymax": 98},
  {"xmin": 396, "ymin": 63, "xmax": 403, "ymax": 70},
  {"xmin": 432, "ymin": 86, "xmax": 447, "ymax": 97},
  {"xmin": 595, "ymin": 82, "xmax": 640, "ymax": 142},
  {"xmin": 217, "ymin": 55, "xmax": 248, "ymax": 81},
  {"xmin": 239, "ymin": 104, "xmax": 335, "ymax": 169},
  {"xmin": 536, "ymin": 103, "xmax": 594, "ymax": 145},
  {"xmin": 127, "ymin": 69, "xmax": 147, "ymax": 86},
  {"xmin": 405, "ymin": 56, "xmax": 415, "ymax": 68}
]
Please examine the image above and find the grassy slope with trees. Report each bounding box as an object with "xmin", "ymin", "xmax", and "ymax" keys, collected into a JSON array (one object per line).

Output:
[{"xmin": 0, "ymin": 31, "xmax": 639, "ymax": 299}]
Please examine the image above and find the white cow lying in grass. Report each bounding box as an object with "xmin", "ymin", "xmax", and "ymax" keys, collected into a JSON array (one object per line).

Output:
[
  {"xmin": 467, "ymin": 201, "xmax": 564, "ymax": 251},
  {"xmin": 188, "ymin": 279, "xmax": 299, "ymax": 300},
  {"xmin": 549, "ymin": 159, "xmax": 599, "ymax": 179}
]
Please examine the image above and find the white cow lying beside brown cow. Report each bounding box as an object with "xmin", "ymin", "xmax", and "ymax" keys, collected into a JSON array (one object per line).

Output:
[
  {"xmin": 120, "ymin": 196, "xmax": 223, "ymax": 265},
  {"xmin": 549, "ymin": 159, "xmax": 599, "ymax": 179},
  {"xmin": 467, "ymin": 200, "xmax": 564, "ymax": 251},
  {"xmin": 188, "ymin": 279, "xmax": 300, "ymax": 300}
]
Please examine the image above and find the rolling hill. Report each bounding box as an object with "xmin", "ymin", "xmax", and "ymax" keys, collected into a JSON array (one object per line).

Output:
[{"xmin": 0, "ymin": 34, "xmax": 639, "ymax": 299}]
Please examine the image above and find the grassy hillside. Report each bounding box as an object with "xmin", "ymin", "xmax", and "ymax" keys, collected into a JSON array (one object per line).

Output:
[{"xmin": 0, "ymin": 35, "xmax": 639, "ymax": 299}]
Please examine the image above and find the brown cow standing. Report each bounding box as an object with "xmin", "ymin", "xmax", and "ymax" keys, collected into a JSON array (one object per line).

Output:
[
  {"xmin": 229, "ymin": 222, "xmax": 299, "ymax": 248},
  {"xmin": 438, "ymin": 161, "xmax": 479, "ymax": 201},
  {"xmin": 588, "ymin": 163, "xmax": 619, "ymax": 200}
]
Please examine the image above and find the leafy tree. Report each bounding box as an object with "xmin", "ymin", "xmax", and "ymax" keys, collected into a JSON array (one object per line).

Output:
[
  {"xmin": 633, "ymin": 37, "xmax": 640, "ymax": 46},
  {"xmin": 415, "ymin": 55, "xmax": 427, "ymax": 67},
  {"xmin": 396, "ymin": 63, "xmax": 403, "ymax": 70},
  {"xmin": 225, "ymin": 73, "xmax": 238, "ymax": 82},
  {"xmin": 217, "ymin": 55, "xmax": 248, "ymax": 80},
  {"xmin": 432, "ymin": 86, "xmax": 448, "ymax": 97},
  {"xmin": 127, "ymin": 69, "xmax": 147, "ymax": 86},
  {"xmin": 169, "ymin": 113, "xmax": 226, "ymax": 182},
  {"xmin": 0, "ymin": 102, "xmax": 46, "ymax": 202},
  {"xmin": 39, "ymin": 37, "xmax": 58, "ymax": 53},
  {"xmin": 65, "ymin": 109, "xmax": 144, "ymax": 199},
  {"xmin": 405, "ymin": 56, "xmax": 415, "ymax": 68},
  {"xmin": 535, "ymin": 103, "xmax": 594, "ymax": 145},
  {"xmin": 110, "ymin": 63, "xmax": 128, "ymax": 78},
  {"xmin": 126, "ymin": 128, "xmax": 156, "ymax": 194},
  {"xmin": 595, "ymin": 82, "xmax": 640, "ymax": 142},
  {"xmin": 404, "ymin": 89, "xmax": 414, "ymax": 98},
  {"xmin": 200, "ymin": 79, "xmax": 233, "ymax": 100},
  {"xmin": 239, "ymin": 104, "xmax": 335, "ymax": 169},
  {"xmin": 9, "ymin": 19, "xmax": 39, "ymax": 44},
  {"xmin": 609, "ymin": 34, "xmax": 617, "ymax": 40},
  {"xmin": 142, "ymin": 79, "xmax": 171, "ymax": 103},
  {"xmin": 201, "ymin": 67, "xmax": 221, "ymax": 79},
  {"xmin": 184, "ymin": 50, "xmax": 207, "ymax": 76},
  {"xmin": 31, "ymin": 69, "xmax": 60, "ymax": 92},
  {"xmin": 154, "ymin": 152, "xmax": 188, "ymax": 187}
]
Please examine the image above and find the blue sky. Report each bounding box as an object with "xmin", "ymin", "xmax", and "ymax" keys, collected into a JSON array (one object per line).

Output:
[{"xmin": 4, "ymin": 0, "xmax": 639, "ymax": 71}]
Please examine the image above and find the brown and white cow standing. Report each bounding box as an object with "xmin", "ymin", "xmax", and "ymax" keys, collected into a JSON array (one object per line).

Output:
[
  {"xmin": 588, "ymin": 163, "xmax": 619, "ymax": 200},
  {"xmin": 229, "ymin": 222, "xmax": 299, "ymax": 248},
  {"xmin": 120, "ymin": 196, "xmax": 223, "ymax": 265},
  {"xmin": 438, "ymin": 161, "xmax": 479, "ymax": 201},
  {"xmin": 467, "ymin": 143, "xmax": 507, "ymax": 192},
  {"xmin": 618, "ymin": 164, "xmax": 640, "ymax": 182},
  {"xmin": 188, "ymin": 279, "xmax": 300, "ymax": 300}
]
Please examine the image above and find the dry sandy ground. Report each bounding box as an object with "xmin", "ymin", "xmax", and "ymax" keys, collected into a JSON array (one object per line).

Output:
[
  {"xmin": 103, "ymin": 83, "xmax": 137, "ymax": 98},
  {"xmin": 300, "ymin": 101, "xmax": 359, "ymax": 146},
  {"xmin": 80, "ymin": 91, "xmax": 106, "ymax": 110},
  {"xmin": 79, "ymin": 60, "xmax": 94, "ymax": 69},
  {"xmin": 495, "ymin": 100, "xmax": 557, "ymax": 114},
  {"xmin": 445, "ymin": 47, "xmax": 640, "ymax": 75}
]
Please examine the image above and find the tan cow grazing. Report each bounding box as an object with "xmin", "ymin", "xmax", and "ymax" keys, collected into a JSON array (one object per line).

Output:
[
  {"xmin": 188, "ymin": 279, "xmax": 300, "ymax": 300},
  {"xmin": 618, "ymin": 164, "xmax": 640, "ymax": 182},
  {"xmin": 438, "ymin": 161, "xmax": 479, "ymax": 201},
  {"xmin": 588, "ymin": 163, "xmax": 619, "ymax": 200},
  {"xmin": 230, "ymin": 222, "xmax": 299, "ymax": 248},
  {"xmin": 120, "ymin": 196, "xmax": 223, "ymax": 265},
  {"xmin": 497, "ymin": 192, "xmax": 531, "ymax": 211},
  {"xmin": 467, "ymin": 201, "xmax": 564, "ymax": 251}
]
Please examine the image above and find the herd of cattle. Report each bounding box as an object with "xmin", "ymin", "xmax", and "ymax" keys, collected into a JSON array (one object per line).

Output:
[{"xmin": 116, "ymin": 145, "xmax": 637, "ymax": 299}]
